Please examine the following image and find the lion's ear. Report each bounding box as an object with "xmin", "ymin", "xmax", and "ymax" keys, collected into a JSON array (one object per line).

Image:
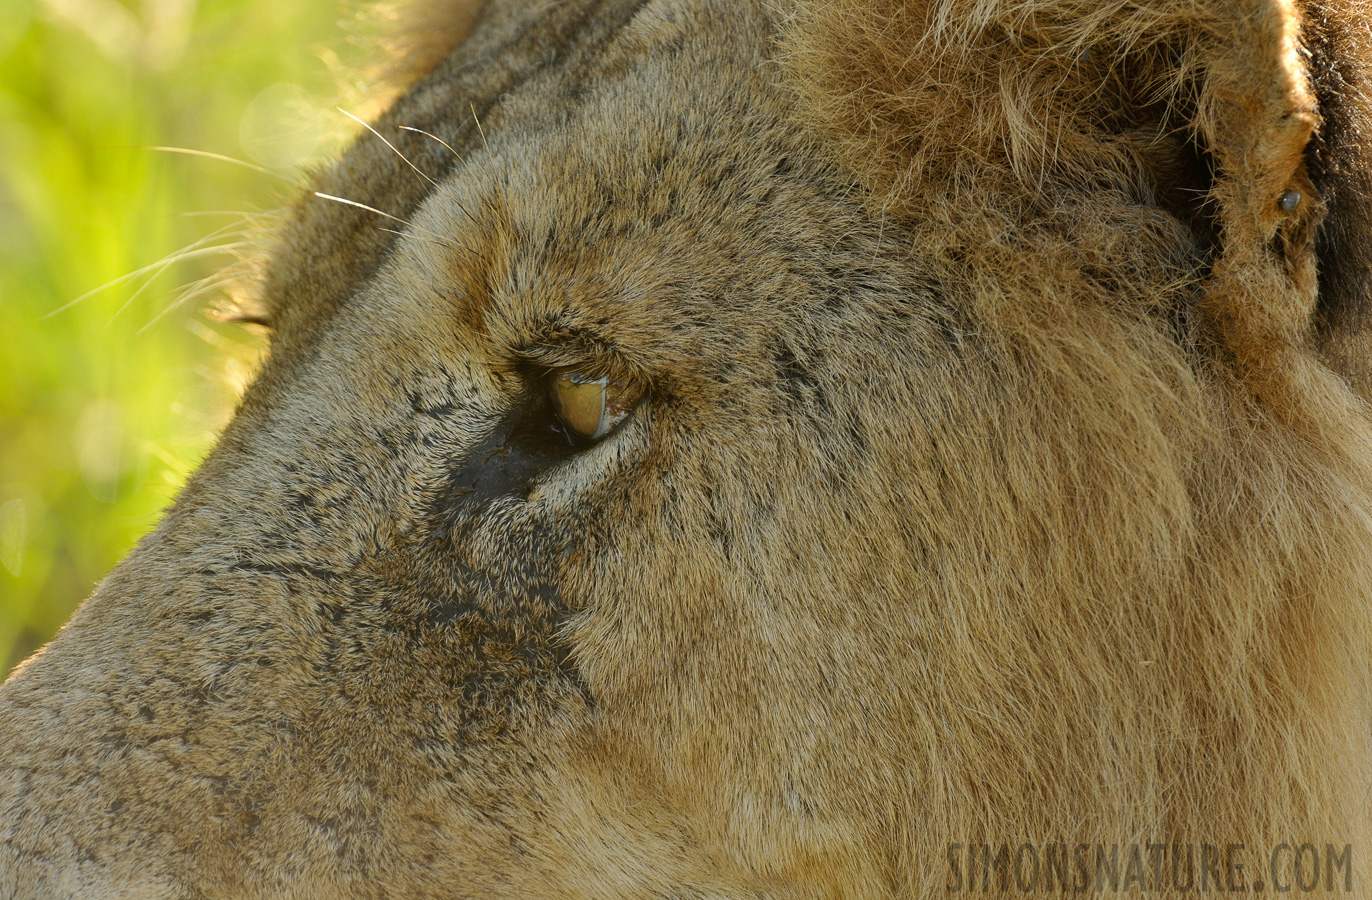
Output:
[
  {"xmin": 778, "ymin": 0, "xmax": 1315, "ymax": 214},
  {"xmin": 779, "ymin": 0, "xmax": 1342, "ymax": 377}
]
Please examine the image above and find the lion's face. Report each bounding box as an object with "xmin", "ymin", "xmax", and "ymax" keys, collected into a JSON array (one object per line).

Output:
[{"xmin": 3, "ymin": 0, "xmax": 1372, "ymax": 897}]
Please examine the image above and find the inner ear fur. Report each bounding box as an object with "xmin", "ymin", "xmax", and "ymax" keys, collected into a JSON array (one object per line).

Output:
[{"xmin": 778, "ymin": 0, "xmax": 1358, "ymax": 380}]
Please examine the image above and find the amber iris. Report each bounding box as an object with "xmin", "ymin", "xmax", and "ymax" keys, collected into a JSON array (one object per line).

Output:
[{"xmin": 547, "ymin": 372, "xmax": 639, "ymax": 441}]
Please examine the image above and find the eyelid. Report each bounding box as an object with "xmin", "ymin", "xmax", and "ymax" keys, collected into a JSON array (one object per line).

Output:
[{"xmin": 515, "ymin": 328, "xmax": 643, "ymax": 383}]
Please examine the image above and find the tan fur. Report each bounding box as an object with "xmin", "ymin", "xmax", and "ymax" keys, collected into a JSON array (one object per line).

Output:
[
  {"xmin": 3, "ymin": 0, "xmax": 1372, "ymax": 897},
  {"xmin": 366, "ymin": 0, "xmax": 486, "ymax": 98}
]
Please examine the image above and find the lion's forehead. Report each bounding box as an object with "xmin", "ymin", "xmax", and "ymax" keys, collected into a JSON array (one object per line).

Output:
[
  {"xmin": 275, "ymin": 0, "xmax": 914, "ymax": 401},
  {"xmin": 262, "ymin": 0, "xmax": 781, "ymax": 350}
]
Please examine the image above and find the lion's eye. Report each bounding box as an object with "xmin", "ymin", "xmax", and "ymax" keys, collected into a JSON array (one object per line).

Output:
[{"xmin": 547, "ymin": 372, "xmax": 641, "ymax": 441}]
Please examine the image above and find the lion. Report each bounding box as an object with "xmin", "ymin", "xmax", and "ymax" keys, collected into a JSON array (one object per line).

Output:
[{"xmin": 2, "ymin": 0, "xmax": 1371, "ymax": 896}]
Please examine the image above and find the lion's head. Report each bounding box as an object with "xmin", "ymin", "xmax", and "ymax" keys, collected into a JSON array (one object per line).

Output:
[{"xmin": 3, "ymin": 0, "xmax": 1371, "ymax": 896}]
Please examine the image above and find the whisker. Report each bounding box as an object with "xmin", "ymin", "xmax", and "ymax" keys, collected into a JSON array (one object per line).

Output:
[
  {"xmin": 381, "ymin": 227, "xmax": 472, "ymax": 253},
  {"xmin": 395, "ymin": 125, "xmax": 480, "ymax": 226},
  {"xmin": 338, "ymin": 108, "xmax": 438, "ymax": 188},
  {"xmin": 312, "ymin": 192, "xmax": 466, "ymax": 250},
  {"xmin": 118, "ymin": 248, "xmax": 252, "ymax": 327},
  {"xmin": 137, "ymin": 272, "xmax": 246, "ymax": 336},
  {"xmin": 107, "ymin": 254, "xmax": 189, "ymax": 325},
  {"xmin": 470, "ymin": 104, "xmax": 488, "ymax": 148},
  {"xmin": 313, "ymin": 191, "xmax": 415, "ymax": 226},
  {"xmin": 46, "ymin": 231, "xmax": 253, "ymax": 318},
  {"xmin": 186, "ymin": 316, "xmax": 259, "ymax": 353},
  {"xmin": 146, "ymin": 147, "xmax": 303, "ymax": 187},
  {"xmin": 175, "ymin": 210, "xmax": 282, "ymax": 219},
  {"xmin": 398, "ymin": 125, "xmax": 463, "ymax": 162},
  {"xmin": 103, "ymin": 222, "xmax": 254, "ymax": 323}
]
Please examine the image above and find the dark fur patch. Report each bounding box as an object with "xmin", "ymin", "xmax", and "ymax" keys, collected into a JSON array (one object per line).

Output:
[{"xmin": 1302, "ymin": 1, "xmax": 1372, "ymax": 336}]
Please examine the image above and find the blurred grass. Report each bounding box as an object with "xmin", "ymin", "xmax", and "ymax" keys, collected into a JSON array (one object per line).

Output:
[{"xmin": 0, "ymin": 0, "xmax": 355, "ymax": 676}]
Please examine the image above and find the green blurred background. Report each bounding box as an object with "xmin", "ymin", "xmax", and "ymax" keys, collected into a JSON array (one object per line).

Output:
[{"xmin": 0, "ymin": 0, "xmax": 360, "ymax": 676}]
